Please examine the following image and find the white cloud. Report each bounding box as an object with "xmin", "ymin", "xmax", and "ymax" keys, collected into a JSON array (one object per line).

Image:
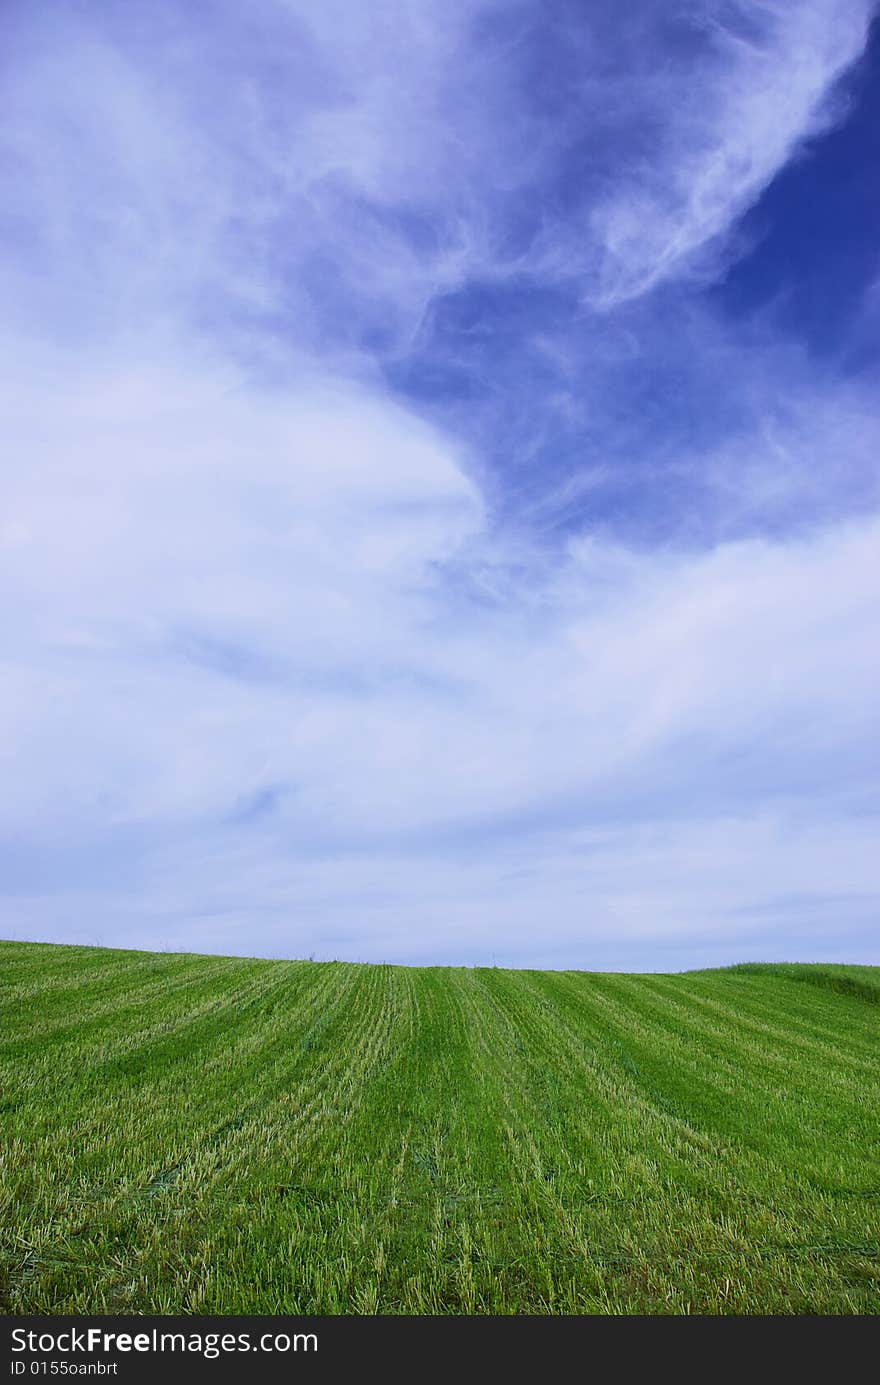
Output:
[
  {"xmin": 1, "ymin": 1, "xmax": 878, "ymax": 966},
  {"xmin": 3, "ymin": 0, "xmax": 873, "ymax": 354},
  {"xmin": 584, "ymin": 1, "xmax": 875, "ymax": 305},
  {"xmin": 1, "ymin": 342, "xmax": 878, "ymax": 963}
]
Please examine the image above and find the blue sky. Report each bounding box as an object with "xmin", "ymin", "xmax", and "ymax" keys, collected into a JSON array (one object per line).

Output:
[{"xmin": 2, "ymin": 0, "xmax": 879, "ymax": 969}]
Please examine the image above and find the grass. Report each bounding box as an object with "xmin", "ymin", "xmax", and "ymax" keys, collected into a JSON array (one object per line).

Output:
[{"xmin": 1, "ymin": 940, "xmax": 878, "ymax": 1315}]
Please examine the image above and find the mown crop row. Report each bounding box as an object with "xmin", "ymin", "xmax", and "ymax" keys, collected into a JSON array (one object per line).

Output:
[{"xmin": 1, "ymin": 942, "xmax": 877, "ymax": 1313}]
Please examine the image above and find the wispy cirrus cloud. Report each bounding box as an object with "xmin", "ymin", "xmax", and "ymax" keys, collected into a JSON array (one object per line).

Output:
[
  {"xmin": 579, "ymin": 1, "xmax": 875, "ymax": 305},
  {"xmin": 4, "ymin": 2, "xmax": 873, "ymax": 343}
]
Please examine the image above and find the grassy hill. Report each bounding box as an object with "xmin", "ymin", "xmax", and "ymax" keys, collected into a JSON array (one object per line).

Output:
[{"xmin": 1, "ymin": 940, "xmax": 877, "ymax": 1315}]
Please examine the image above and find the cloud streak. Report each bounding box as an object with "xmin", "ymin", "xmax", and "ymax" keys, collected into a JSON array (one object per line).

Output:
[{"xmin": 4, "ymin": 2, "xmax": 873, "ymax": 341}]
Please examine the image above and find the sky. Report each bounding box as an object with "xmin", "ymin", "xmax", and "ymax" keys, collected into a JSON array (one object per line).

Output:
[{"xmin": 1, "ymin": 0, "xmax": 879, "ymax": 970}]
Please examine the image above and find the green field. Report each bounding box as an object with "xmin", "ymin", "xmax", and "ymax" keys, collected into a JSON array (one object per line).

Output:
[{"xmin": 1, "ymin": 941, "xmax": 878, "ymax": 1315}]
